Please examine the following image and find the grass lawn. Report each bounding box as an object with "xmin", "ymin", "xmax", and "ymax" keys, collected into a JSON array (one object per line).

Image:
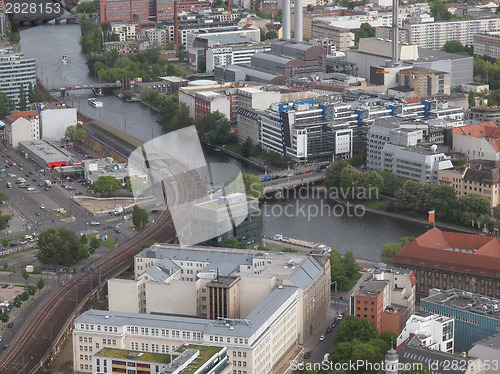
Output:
[
  {"xmin": 87, "ymin": 233, "xmax": 116, "ymax": 249},
  {"xmin": 343, "ymin": 271, "xmax": 363, "ymax": 291},
  {"xmin": 365, "ymin": 201, "xmax": 391, "ymax": 211},
  {"xmin": 52, "ymin": 211, "xmax": 71, "ymax": 219}
]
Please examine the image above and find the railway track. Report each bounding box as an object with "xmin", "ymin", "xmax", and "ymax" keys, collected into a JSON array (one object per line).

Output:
[{"xmin": 0, "ymin": 166, "xmax": 202, "ymax": 373}]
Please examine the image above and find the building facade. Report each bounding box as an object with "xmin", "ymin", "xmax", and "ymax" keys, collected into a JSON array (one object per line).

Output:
[
  {"xmin": 403, "ymin": 18, "xmax": 500, "ymax": 50},
  {"xmin": 98, "ymin": 0, "xmax": 149, "ymax": 23},
  {"xmin": 452, "ymin": 121, "xmax": 500, "ymax": 161},
  {"xmin": 74, "ymin": 284, "xmax": 305, "ymax": 374},
  {"xmin": 474, "ymin": 32, "xmax": 500, "ymax": 59},
  {"xmin": 0, "ymin": 47, "xmax": 36, "ymax": 107},
  {"xmin": 394, "ymin": 228, "xmax": 500, "ymax": 301},
  {"xmin": 397, "ymin": 314, "xmax": 455, "ymax": 353},
  {"xmin": 421, "ymin": 288, "xmax": 500, "ymax": 352}
]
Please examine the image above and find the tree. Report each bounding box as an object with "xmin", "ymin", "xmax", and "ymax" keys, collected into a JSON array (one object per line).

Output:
[
  {"xmin": 36, "ymin": 227, "xmax": 89, "ymax": 266},
  {"xmin": 22, "ymin": 270, "xmax": 30, "ymax": 280},
  {"xmin": 132, "ymin": 205, "xmax": 148, "ymax": 228},
  {"xmin": 356, "ymin": 23, "xmax": 375, "ymax": 42},
  {"xmin": 0, "ymin": 92, "xmax": 15, "ymax": 118},
  {"xmin": 381, "ymin": 237, "xmax": 415, "ymax": 263},
  {"xmin": 197, "ymin": 59, "xmax": 206, "ymax": 73},
  {"xmin": 74, "ymin": 127, "xmax": 87, "ymax": 143},
  {"xmin": 325, "ymin": 161, "xmax": 350, "ymax": 189},
  {"xmin": 468, "ymin": 91, "xmax": 475, "ymax": 108},
  {"xmin": 225, "ymin": 173, "xmax": 263, "ymax": 199},
  {"xmin": 0, "ymin": 210, "xmax": 12, "ymax": 231},
  {"xmin": 65, "ymin": 125, "xmax": 76, "ymax": 141},
  {"xmin": 92, "ymin": 176, "xmax": 122, "ymax": 196},
  {"xmin": 1, "ymin": 311, "xmax": 9, "ymax": 323},
  {"xmin": 457, "ymin": 194, "xmax": 490, "ymax": 225},
  {"xmin": 2, "ymin": 238, "xmax": 8, "ymax": 248},
  {"xmin": 3, "ymin": 262, "xmax": 8, "ymax": 270},
  {"xmin": 80, "ymin": 234, "xmax": 88, "ymax": 245},
  {"xmin": 334, "ymin": 315, "xmax": 379, "ymax": 344},
  {"xmin": 265, "ymin": 31, "xmax": 278, "ymax": 40},
  {"xmin": 89, "ymin": 237, "xmax": 100, "ymax": 253},
  {"xmin": 241, "ymin": 137, "xmax": 254, "ymax": 158},
  {"xmin": 37, "ymin": 278, "xmax": 45, "ymax": 290},
  {"xmin": 431, "ymin": 2, "xmax": 453, "ymax": 21},
  {"xmin": 374, "ymin": 170, "xmax": 406, "ymax": 196},
  {"xmin": 18, "ymin": 84, "xmax": 27, "ymax": 110},
  {"xmin": 28, "ymin": 82, "xmax": 37, "ymax": 103},
  {"xmin": 342, "ymin": 250, "xmax": 359, "ymax": 279},
  {"xmin": 13, "ymin": 296, "xmax": 22, "ymax": 308}
]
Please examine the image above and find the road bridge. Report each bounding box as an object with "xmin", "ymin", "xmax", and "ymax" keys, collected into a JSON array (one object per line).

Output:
[{"xmin": 50, "ymin": 82, "xmax": 121, "ymax": 92}]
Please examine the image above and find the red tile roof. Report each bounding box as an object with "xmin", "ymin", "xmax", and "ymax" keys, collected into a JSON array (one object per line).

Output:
[
  {"xmin": 405, "ymin": 97, "xmax": 421, "ymax": 104},
  {"xmin": 10, "ymin": 111, "xmax": 38, "ymax": 119},
  {"xmin": 394, "ymin": 228, "xmax": 500, "ymax": 278},
  {"xmin": 452, "ymin": 121, "xmax": 500, "ymax": 138}
]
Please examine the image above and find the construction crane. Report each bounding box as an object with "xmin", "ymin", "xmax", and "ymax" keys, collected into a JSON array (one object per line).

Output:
[{"xmin": 378, "ymin": 69, "xmax": 436, "ymax": 98}]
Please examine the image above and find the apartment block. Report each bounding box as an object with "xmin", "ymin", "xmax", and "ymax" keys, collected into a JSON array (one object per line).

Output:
[
  {"xmin": 469, "ymin": 107, "xmax": 500, "ymax": 123},
  {"xmin": 311, "ymin": 22, "xmax": 351, "ymax": 52},
  {"xmin": 0, "ymin": 47, "xmax": 36, "ymax": 107},
  {"xmin": 110, "ymin": 23, "xmax": 137, "ymax": 41},
  {"xmin": 5, "ymin": 111, "xmax": 40, "ymax": 141},
  {"xmin": 403, "ymin": 18, "xmax": 500, "ymax": 50},
  {"xmin": 74, "ymin": 284, "xmax": 305, "ymax": 374},
  {"xmin": 397, "ymin": 314, "xmax": 455, "ymax": 353},
  {"xmin": 144, "ymin": 28, "xmax": 168, "ymax": 47},
  {"xmin": 394, "ymin": 228, "xmax": 500, "ymax": 301},
  {"xmin": 439, "ymin": 160, "xmax": 500, "ymax": 211},
  {"xmin": 375, "ymin": 26, "xmax": 410, "ymax": 44},
  {"xmin": 421, "ymin": 288, "xmax": 500, "ymax": 351},
  {"xmin": 474, "ymin": 32, "xmax": 500, "ymax": 58},
  {"xmin": 155, "ymin": 0, "xmax": 210, "ymax": 22},
  {"xmin": 179, "ymin": 87, "xmax": 232, "ymax": 120}
]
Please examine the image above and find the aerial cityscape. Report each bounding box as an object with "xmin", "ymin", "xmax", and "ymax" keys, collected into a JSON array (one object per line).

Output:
[{"xmin": 2, "ymin": 0, "xmax": 500, "ymax": 372}]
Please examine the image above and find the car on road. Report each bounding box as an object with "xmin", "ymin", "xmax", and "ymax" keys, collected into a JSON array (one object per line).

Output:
[
  {"xmin": 1, "ymin": 285, "xmax": 7, "ymax": 288},
  {"xmin": 7, "ymin": 173, "xmax": 15, "ymax": 177},
  {"xmin": 331, "ymin": 321, "xmax": 338, "ymax": 328},
  {"xmin": 36, "ymin": 212, "xmax": 41, "ymax": 216},
  {"xmin": 19, "ymin": 167, "xmax": 23, "ymax": 171},
  {"xmin": 7, "ymin": 284, "xmax": 13, "ymax": 289},
  {"xmin": 7, "ymin": 322, "xmax": 13, "ymax": 328},
  {"xmin": 40, "ymin": 205, "xmax": 45, "ymax": 209},
  {"xmin": 90, "ymin": 221, "xmax": 100, "ymax": 226},
  {"xmin": 0, "ymin": 336, "xmax": 2, "ymax": 342},
  {"xmin": 303, "ymin": 351, "xmax": 311, "ymax": 359},
  {"xmin": 27, "ymin": 187, "xmax": 35, "ymax": 191},
  {"xmin": 115, "ymin": 229, "xmax": 121, "ymax": 234},
  {"xmin": 123, "ymin": 216, "xmax": 129, "ymax": 220},
  {"xmin": 326, "ymin": 326, "xmax": 333, "ymax": 333},
  {"xmin": 319, "ymin": 335, "xmax": 325, "ymax": 341},
  {"xmin": 45, "ymin": 187, "xmax": 49, "ymax": 191},
  {"xmin": 337, "ymin": 313, "xmax": 344, "ymax": 321}
]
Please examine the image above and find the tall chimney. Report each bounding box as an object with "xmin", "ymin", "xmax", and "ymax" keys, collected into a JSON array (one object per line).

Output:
[
  {"xmin": 174, "ymin": 1, "xmax": 179, "ymax": 55},
  {"xmin": 228, "ymin": 0, "xmax": 231, "ymax": 22},
  {"xmin": 282, "ymin": 0, "xmax": 291, "ymax": 40},
  {"xmin": 391, "ymin": 0, "xmax": 399, "ymax": 66},
  {"xmin": 295, "ymin": 0, "xmax": 303, "ymax": 42}
]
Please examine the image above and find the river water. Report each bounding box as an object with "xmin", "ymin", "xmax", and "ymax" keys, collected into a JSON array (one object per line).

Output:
[{"xmin": 20, "ymin": 24, "xmax": 428, "ymax": 261}]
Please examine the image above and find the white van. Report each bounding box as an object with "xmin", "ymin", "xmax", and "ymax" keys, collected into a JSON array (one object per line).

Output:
[{"xmin": 6, "ymin": 182, "xmax": 11, "ymax": 188}]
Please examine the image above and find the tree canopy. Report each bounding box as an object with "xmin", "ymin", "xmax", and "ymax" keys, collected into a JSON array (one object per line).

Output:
[
  {"xmin": 132, "ymin": 205, "xmax": 149, "ymax": 228},
  {"xmin": 91, "ymin": 176, "xmax": 122, "ymax": 196},
  {"xmin": 0, "ymin": 92, "xmax": 15, "ymax": 118},
  {"xmin": 381, "ymin": 236, "xmax": 415, "ymax": 263},
  {"xmin": 36, "ymin": 228, "xmax": 89, "ymax": 266}
]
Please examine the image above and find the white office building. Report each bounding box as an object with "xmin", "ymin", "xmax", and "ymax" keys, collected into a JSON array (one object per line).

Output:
[{"xmin": 398, "ymin": 314, "xmax": 455, "ymax": 353}]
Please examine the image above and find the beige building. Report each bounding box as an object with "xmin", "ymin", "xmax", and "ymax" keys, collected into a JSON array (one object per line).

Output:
[
  {"xmin": 439, "ymin": 160, "xmax": 500, "ymax": 211},
  {"xmin": 311, "ymin": 21, "xmax": 352, "ymax": 52},
  {"xmin": 74, "ymin": 284, "xmax": 303, "ymax": 374},
  {"xmin": 108, "ymin": 244, "xmax": 330, "ymax": 342},
  {"xmin": 452, "ymin": 121, "xmax": 500, "ymax": 161},
  {"xmin": 3, "ymin": 116, "xmax": 34, "ymax": 148}
]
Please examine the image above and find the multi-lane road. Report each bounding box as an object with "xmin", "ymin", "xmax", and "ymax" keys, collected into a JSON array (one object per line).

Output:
[{"xmin": 0, "ymin": 145, "xmax": 207, "ymax": 373}]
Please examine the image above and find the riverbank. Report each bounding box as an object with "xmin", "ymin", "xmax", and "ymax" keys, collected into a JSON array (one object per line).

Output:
[
  {"xmin": 311, "ymin": 186, "xmax": 479, "ymax": 235},
  {"xmin": 204, "ymin": 143, "xmax": 273, "ymax": 172}
]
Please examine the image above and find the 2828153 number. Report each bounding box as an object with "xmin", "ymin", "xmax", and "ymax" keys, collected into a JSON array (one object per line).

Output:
[{"xmin": 4, "ymin": 2, "xmax": 61, "ymax": 14}]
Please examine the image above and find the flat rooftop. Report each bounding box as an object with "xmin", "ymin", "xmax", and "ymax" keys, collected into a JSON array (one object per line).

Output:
[
  {"xmin": 18, "ymin": 140, "xmax": 72, "ymax": 163},
  {"xmin": 96, "ymin": 348, "xmax": 171, "ymax": 363},
  {"xmin": 422, "ymin": 289, "xmax": 500, "ymax": 320}
]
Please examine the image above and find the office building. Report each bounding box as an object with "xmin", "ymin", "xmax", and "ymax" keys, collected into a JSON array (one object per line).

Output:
[
  {"xmin": 403, "ymin": 18, "xmax": 500, "ymax": 50},
  {"xmin": 394, "ymin": 228, "xmax": 500, "ymax": 301},
  {"xmin": 178, "ymin": 87, "xmax": 232, "ymax": 120},
  {"xmin": 397, "ymin": 314, "xmax": 455, "ymax": 353},
  {"xmin": 375, "ymin": 26, "xmax": 410, "ymax": 44},
  {"xmin": 311, "ymin": 22, "xmax": 352, "ymax": 52},
  {"xmin": 143, "ymin": 28, "xmax": 168, "ymax": 47},
  {"xmin": 469, "ymin": 107, "xmax": 500, "ymax": 123},
  {"xmin": 110, "ymin": 23, "xmax": 137, "ymax": 41},
  {"xmin": 155, "ymin": 0, "xmax": 210, "ymax": 22},
  {"xmin": 98, "ymin": 0, "xmax": 149, "ymax": 23},
  {"xmin": 163, "ymin": 17, "xmax": 238, "ymax": 47},
  {"xmin": 421, "ymin": 289, "xmax": 500, "ymax": 352},
  {"xmin": 0, "ymin": 47, "xmax": 36, "ymax": 107},
  {"xmin": 259, "ymin": 100, "xmax": 353, "ymax": 163},
  {"xmin": 346, "ymin": 38, "xmax": 473, "ymax": 87},
  {"xmin": 366, "ymin": 119, "xmax": 453, "ymax": 183},
  {"xmin": 108, "ymin": 244, "xmax": 330, "ymax": 336},
  {"xmin": 452, "ymin": 121, "xmax": 500, "ymax": 161},
  {"xmin": 75, "ymin": 274, "xmax": 327, "ymax": 373},
  {"xmin": 92, "ymin": 345, "xmax": 230, "ymax": 374}
]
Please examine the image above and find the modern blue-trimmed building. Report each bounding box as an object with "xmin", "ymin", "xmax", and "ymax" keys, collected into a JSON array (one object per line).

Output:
[{"xmin": 421, "ymin": 288, "xmax": 500, "ymax": 352}]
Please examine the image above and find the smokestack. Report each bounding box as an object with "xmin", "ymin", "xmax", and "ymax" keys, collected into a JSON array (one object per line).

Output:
[
  {"xmin": 391, "ymin": 0, "xmax": 399, "ymax": 66},
  {"xmin": 174, "ymin": 1, "xmax": 179, "ymax": 55},
  {"xmin": 228, "ymin": 0, "xmax": 230, "ymax": 22},
  {"xmin": 282, "ymin": 0, "xmax": 290, "ymax": 40},
  {"xmin": 295, "ymin": 0, "xmax": 303, "ymax": 42}
]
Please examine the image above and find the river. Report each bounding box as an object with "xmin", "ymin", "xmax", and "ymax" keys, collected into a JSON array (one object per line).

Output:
[{"xmin": 20, "ymin": 23, "xmax": 428, "ymax": 261}]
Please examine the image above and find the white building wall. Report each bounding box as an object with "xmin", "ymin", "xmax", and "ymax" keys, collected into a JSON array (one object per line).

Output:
[
  {"xmin": 6, "ymin": 117, "xmax": 32, "ymax": 148},
  {"xmin": 178, "ymin": 89, "xmax": 196, "ymax": 117},
  {"xmin": 40, "ymin": 108, "xmax": 77, "ymax": 141},
  {"xmin": 210, "ymin": 96, "xmax": 231, "ymax": 119},
  {"xmin": 239, "ymin": 277, "xmax": 275, "ymax": 317},
  {"xmin": 452, "ymin": 134, "xmax": 499, "ymax": 161},
  {"xmin": 145, "ymin": 281, "xmax": 198, "ymax": 315},
  {"xmin": 108, "ymin": 279, "xmax": 141, "ymax": 314},
  {"xmin": 397, "ymin": 314, "xmax": 454, "ymax": 353}
]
